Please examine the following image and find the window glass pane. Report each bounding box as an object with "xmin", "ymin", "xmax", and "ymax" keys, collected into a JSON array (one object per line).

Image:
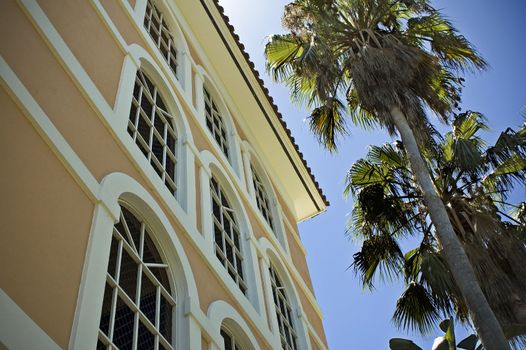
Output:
[
  {"xmin": 107, "ymin": 236, "xmax": 119, "ymax": 278},
  {"xmin": 140, "ymin": 273, "xmax": 156, "ymax": 325},
  {"xmin": 96, "ymin": 339, "xmax": 107, "ymax": 350},
  {"xmin": 112, "ymin": 296, "xmax": 134, "ymax": 350},
  {"xmin": 137, "ymin": 320, "xmax": 155, "ymax": 349},
  {"xmin": 221, "ymin": 329, "xmax": 232, "ymax": 350},
  {"xmin": 99, "ymin": 282, "xmax": 113, "ymax": 336},
  {"xmin": 159, "ymin": 294, "xmax": 173, "ymax": 340},
  {"xmin": 122, "ymin": 207, "xmax": 142, "ymax": 253}
]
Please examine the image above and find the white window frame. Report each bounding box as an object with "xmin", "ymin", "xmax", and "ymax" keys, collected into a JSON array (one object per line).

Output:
[
  {"xmin": 210, "ymin": 175, "xmax": 247, "ymax": 294},
  {"xmin": 241, "ymin": 143, "xmax": 290, "ymax": 254},
  {"xmin": 131, "ymin": 0, "xmax": 192, "ymax": 93},
  {"xmin": 198, "ymin": 151, "xmax": 265, "ymax": 314},
  {"xmin": 143, "ymin": 0, "xmax": 179, "ymax": 81},
  {"xmin": 67, "ymin": 172, "xmax": 201, "ymax": 349},
  {"xmin": 195, "ymin": 68, "xmax": 245, "ymax": 183},
  {"xmin": 207, "ymin": 300, "xmax": 261, "ymax": 350},
  {"xmin": 250, "ymin": 164, "xmax": 275, "ymax": 231},
  {"xmin": 204, "ymin": 87, "xmax": 230, "ymax": 160},
  {"xmin": 221, "ymin": 326, "xmax": 245, "ymax": 350},
  {"xmin": 269, "ymin": 264, "xmax": 299, "ymax": 350},
  {"xmin": 97, "ymin": 203, "xmax": 176, "ymax": 350}
]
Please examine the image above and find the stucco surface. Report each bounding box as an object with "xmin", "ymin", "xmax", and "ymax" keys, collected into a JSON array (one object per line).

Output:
[{"xmin": 0, "ymin": 88, "xmax": 93, "ymax": 348}]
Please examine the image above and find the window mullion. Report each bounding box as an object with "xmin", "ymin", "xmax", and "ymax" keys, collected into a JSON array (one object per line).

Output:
[
  {"xmin": 134, "ymin": 85, "xmax": 144, "ymax": 141},
  {"xmin": 162, "ymin": 123, "xmax": 168, "ymax": 175},
  {"xmin": 132, "ymin": 262, "xmax": 143, "ymax": 350},
  {"xmin": 115, "ymin": 239, "xmax": 124, "ymax": 284},
  {"xmin": 139, "ymin": 222, "xmax": 145, "ymax": 259},
  {"xmin": 108, "ymin": 282, "xmax": 119, "ymax": 343},
  {"xmin": 121, "ymin": 214, "xmax": 138, "ymax": 254}
]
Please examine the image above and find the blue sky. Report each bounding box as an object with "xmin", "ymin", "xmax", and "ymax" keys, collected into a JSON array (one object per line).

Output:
[{"xmin": 218, "ymin": 1, "xmax": 526, "ymax": 348}]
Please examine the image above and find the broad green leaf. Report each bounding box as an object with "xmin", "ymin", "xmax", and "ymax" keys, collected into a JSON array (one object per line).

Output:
[
  {"xmin": 389, "ymin": 338, "xmax": 423, "ymax": 350},
  {"xmin": 432, "ymin": 336, "xmax": 449, "ymax": 350},
  {"xmin": 457, "ymin": 334, "xmax": 478, "ymax": 350},
  {"xmin": 439, "ymin": 319, "xmax": 450, "ymax": 332}
]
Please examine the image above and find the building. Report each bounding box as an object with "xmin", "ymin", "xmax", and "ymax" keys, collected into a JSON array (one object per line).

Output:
[{"xmin": 0, "ymin": 0, "xmax": 329, "ymax": 349}]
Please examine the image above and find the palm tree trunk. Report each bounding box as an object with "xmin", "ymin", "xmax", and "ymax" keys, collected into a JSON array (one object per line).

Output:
[{"xmin": 389, "ymin": 106, "xmax": 510, "ymax": 350}]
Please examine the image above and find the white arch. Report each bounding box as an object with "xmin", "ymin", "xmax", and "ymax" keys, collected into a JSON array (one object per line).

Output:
[
  {"xmin": 125, "ymin": 43, "xmax": 194, "ymax": 145},
  {"xmin": 112, "ymin": 43, "xmax": 197, "ymax": 215},
  {"xmin": 207, "ymin": 301, "xmax": 261, "ymax": 350},
  {"xmin": 70, "ymin": 172, "xmax": 200, "ymax": 350},
  {"xmin": 99, "ymin": 172, "xmax": 199, "ymax": 298},
  {"xmin": 258, "ymin": 237, "xmax": 312, "ymax": 350}
]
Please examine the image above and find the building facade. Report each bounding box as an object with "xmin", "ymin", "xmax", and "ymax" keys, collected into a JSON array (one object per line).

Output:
[{"xmin": 0, "ymin": 1, "xmax": 329, "ymax": 349}]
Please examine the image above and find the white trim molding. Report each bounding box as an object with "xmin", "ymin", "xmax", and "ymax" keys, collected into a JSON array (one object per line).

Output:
[{"xmin": 0, "ymin": 289, "xmax": 61, "ymax": 350}]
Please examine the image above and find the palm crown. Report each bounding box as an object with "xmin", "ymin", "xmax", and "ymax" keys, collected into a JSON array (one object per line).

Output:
[
  {"xmin": 265, "ymin": 0, "xmax": 486, "ymax": 150},
  {"xmin": 346, "ymin": 113, "xmax": 526, "ymax": 346}
]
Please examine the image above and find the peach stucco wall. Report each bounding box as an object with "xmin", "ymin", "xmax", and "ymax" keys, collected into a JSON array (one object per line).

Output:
[
  {"xmin": 0, "ymin": 88, "xmax": 93, "ymax": 348},
  {"xmin": 286, "ymin": 226, "xmax": 315, "ymax": 293},
  {"xmin": 39, "ymin": 0, "xmax": 123, "ymax": 107}
]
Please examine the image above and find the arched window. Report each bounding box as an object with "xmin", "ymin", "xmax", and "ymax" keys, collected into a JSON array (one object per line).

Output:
[
  {"xmin": 143, "ymin": 0, "xmax": 178, "ymax": 78},
  {"xmin": 250, "ymin": 164, "xmax": 274, "ymax": 231},
  {"xmin": 204, "ymin": 88, "xmax": 230, "ymax": 159},
  {"xmin": 221, "ymin": 327, "xmax": 245, "ymax": 350},
  {"xmin": 269, "ymin": 264, "xmax": 298, "ymax": 350},
  {"xmin": 97, "ymin": 204, "xmax": 175, "ymax": 350},
  {"xmin": 210, "ymin": 176, "xmax": 246, "ymax": 294},
  {"xmin": 129, "ymin": 70, "xmax": 178, "ymax": 196}
]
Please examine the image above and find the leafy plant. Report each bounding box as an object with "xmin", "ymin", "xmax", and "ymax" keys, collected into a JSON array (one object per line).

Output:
[{"xmin": 389, "ymin": 318, "xmax": 479, "ymax": 350}]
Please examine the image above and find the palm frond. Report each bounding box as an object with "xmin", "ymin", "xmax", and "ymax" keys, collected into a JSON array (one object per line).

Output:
[
  {"xmin": 393, "ymin": 281, "xmax": 440, "ymax": 334},
  {"xmin": 351, "ymin": 233, "xmax": 404, "ymax": 289},
  {"xmin": 307, "ymin": 97, "xmax": 348, "ymax": 151},
  {"xmin": 265, "ymin": 34, "xmax": 305, "ymax": 82}
]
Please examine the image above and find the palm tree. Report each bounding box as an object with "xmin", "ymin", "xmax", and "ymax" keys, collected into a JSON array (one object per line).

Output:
[
  {"xmin": 263, "ymin": 0, "xmax": 507, "ymax": 347},
  {"xmin": 346, "ymin": 112, "xmax": 526, "ymax": 348}
]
